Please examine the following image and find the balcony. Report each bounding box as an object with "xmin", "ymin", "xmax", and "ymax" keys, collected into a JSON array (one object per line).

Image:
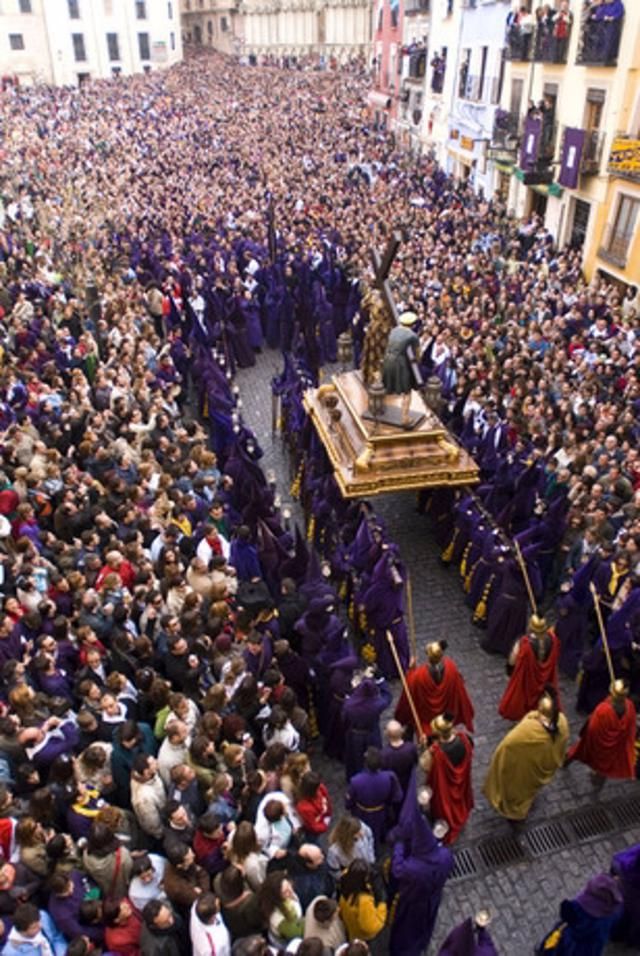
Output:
[
  {"xmin": 506, "ymin": 24, "xmax": 571, "ymax": 64},
  {"xmin": 405, "ymin": 0, "xmax": 430, "ymax": 14},
  {"xmin": 406, "ymin": 49, "xmax": 427, "ymax": 80},
  {"xmin": 492, "ymin": 110, "xmax": 521, "ymax": 149},
  {"xmin": 576, "ymin": 13, "xmax": 623, "ymax": 66},
  {"xmin": 607, "ymin": 134, "xmax": 640, "ymax": 183},
  {"xmin": 598, "ymin": 224, "xmax": 632, "ymax": 269},
  {"xmin": 581, "ymin": 129, "xmax": 605, "ymax": 175}
]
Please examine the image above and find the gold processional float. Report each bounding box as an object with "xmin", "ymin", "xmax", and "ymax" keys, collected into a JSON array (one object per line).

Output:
[{"xmin": 303, "ymin": 232, "xmax": 479, "ymax": 498}]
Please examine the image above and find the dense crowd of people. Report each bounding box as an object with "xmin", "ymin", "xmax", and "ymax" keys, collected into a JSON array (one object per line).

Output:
[{"xmin": 0, "ymin": 46, "xmax": 639, "ymax": 956}]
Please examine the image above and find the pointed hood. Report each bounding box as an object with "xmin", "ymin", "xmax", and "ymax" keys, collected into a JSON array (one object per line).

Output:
[
  {"xmin": 605, "ymin": 587, "xmax": 640, "ymax": 652},
  {"xmin": 397, "ymin": 768, "xmax": 439, "ymax": 860}
]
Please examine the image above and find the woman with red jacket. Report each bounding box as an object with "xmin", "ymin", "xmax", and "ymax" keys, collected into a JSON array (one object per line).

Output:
[
  {"xmin": 295, "ymin": 771, "xmax": 332, "ymax": 837},
  {"xmin": 103, "ymin": 897, "xmax": 143, "ymax": 956}
]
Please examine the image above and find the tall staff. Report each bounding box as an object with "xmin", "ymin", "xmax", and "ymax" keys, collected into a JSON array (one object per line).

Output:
[
  {"xmin": 405, "ymin": 573, "xmax": 418, "ymax": 664},
  {"xmin": 514, "ymin": 541, "xmax": 539, "ymax": 617},
  {"xmin": 386, "ymin": 630, "xmax": 425, "ymax": 745},
  {"xmin": 589, "ymin": 582, "xmax": 616, "ymax": 684}
]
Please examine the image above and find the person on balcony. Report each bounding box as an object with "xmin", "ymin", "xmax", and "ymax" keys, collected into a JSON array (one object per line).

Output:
[
  {"xmin": 552, "ymin": 1, "xmax": 573, "ymax": 61},
  {"xmin": 517, "ymin": 6, "xmax": 536, "ymax": 59},
  {"xmin": 534, "ymin": 6, "xmax": 554, "ymax": 60},
  {"xmin": 585, "ymin": 0, "xmax": 624, "ymax": 64}
]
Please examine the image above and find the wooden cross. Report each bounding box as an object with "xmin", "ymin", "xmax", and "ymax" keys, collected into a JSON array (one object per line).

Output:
[
  {"xmin": 370, "ymin": 230, "xmax": 425, "ymax": 388},
  {"xmin": 370, "ymin": 229, "xmax": 403, "ymax": 325}
]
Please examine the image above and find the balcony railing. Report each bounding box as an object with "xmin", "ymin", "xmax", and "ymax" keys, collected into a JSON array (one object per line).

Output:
[
  {"xmin": 581, "ymin": 129, "xmax": 605, "ymax": 175},
  {"xmin": 492, "ymin": 110, "xmax": 521, "ymax": 148},
  {"xmin": 506, "ymin": 24, "xmax": 571, "ymax": 64},
  {"xmin": 576, "ymin": 14, "xmax": 623, "ymax": 66},
  {"xmin": 607, "ymin": 134, "xmax": 640, "ymax": 183},
  {"xmin": 598, "ymin": 224, "xmax": 632, "ymax": 269}
]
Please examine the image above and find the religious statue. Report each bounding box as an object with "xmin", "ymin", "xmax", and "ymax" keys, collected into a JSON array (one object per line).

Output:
[
  {"xmin": 359, "ymin": 288, "xmax": 395, "ymax": 387},
  {"xmin": 382, "ymin": 311, "xmax": 421, "ymax": 426}
]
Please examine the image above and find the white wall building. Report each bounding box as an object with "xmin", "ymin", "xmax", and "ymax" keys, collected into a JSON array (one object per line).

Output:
[
  {"xmin": 419, "ymin": 0, "xmax": 463, "ymax": 168},
  {"xmin": 445, "ymin": 0, "xmax": 510, "ymax": 195},
  {"xmin": 0, "ymin": 0, "xmax": 182, "ymax": 87},
  {"xmin": 237, "ymin": 0, "xmax": 371, "ymax": 65}
]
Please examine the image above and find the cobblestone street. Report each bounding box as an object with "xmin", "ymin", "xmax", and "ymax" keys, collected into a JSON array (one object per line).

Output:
[{"xmin": 237, "ymin": 349, "xmax": 640, "ymax": 954}]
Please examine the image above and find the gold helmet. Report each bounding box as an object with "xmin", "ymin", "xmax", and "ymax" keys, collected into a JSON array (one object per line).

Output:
[
  {"xmin": 426, "ymin": 641, "xmax": 445, "ymax": 663},
  {"xmin": 399, "ymin": 311, "xmax": 418, "ymax": 327},
  {"xmin": 530, "ymin": 614, "xmax": 547, "ymax": 635},
  {"xmin": 432, "ymin": 713, "xmax": 455, "ymax": 739},
  {"xmin": 610, "ymin": 679, "xmax": 628, "ymax": 700},
  {"xmin": 537, "ymin": 692, "xmax": 555, "ymax": 719}
]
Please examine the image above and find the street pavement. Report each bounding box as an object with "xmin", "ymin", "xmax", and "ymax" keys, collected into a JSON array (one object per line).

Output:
[{"xmin": 236, "ymin": 348, "xmax": 640, "ymax": 954}]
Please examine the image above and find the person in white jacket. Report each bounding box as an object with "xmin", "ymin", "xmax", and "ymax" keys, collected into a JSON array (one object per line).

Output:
[
  {"xmin": 254, "ymin": 791, "xmax": 301, "ymax": 860},
  {"xmin": 130, "ymin": 754, "xmax": 167, "ymax": 842},
  {"xmin": 190, "ymin": 892, "xmax": 231, "ymax": 956}
]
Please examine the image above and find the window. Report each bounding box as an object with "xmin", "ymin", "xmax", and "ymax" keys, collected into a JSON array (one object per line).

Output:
[
  {"xmin": 221, "ymin": 16, "xmax": 228, "ymax": 31},
  {"xmin": 168, "ymin": 1, "xmax": 173, "ymax": 17},
  {"xmin": 170, "ymin": 31, "xmax": 175, "ymax": 50},
  {"xmin": 138, "ymin": 31, "xmax": 150, "ymax": 60},
  {"xmin": 585, "ymin": 88, "xmax": 605, "ymax": 130},
  {"xmin": 107, "ymin": 32, "xmax": 120, "ymax": 61},
  {"xmin": 9, "ymin": 34, "xmax": 25, "ymax": 50},
  {"xmin": 135, "ymin": 0, "xmax": 146, "ymax": 18},
  {"xmin": 607, "ymin": 196, "xmax": 639, "ymax": 264},
  {"xmin": 18, "ymin": 0, "xmax": 31, "ymax": 12},
  {"xmin": 207, "ymin": 19, "xmax": 213, "ymax": 34},
  {"xmin": 68, "ymin": 0, "xmax": 80, "ymax": 18},
  {"xmin": 72, "ymin": 33, "xmax": 86, "ymax": 61}
]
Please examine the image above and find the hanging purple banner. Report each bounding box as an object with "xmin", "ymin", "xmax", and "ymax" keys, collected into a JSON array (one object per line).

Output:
[
  {"xmin": 520, "ymin": 116, "xmax": 542, "ymax": 172},
  {"xmin": 558, "ymin": 127, "xmax": 586, "ymax": 189}
]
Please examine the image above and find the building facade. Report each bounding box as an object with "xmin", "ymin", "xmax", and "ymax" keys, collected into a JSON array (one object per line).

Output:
[
  {"xmin": 1, "ymin": 0, "xmax": 182, "ymax": 87},
  {"xmin": 496, "ymin": 0, "xmax": 636, "ymax": 281},
  {"xmin": 369, "ymin": 0, "xmax": 403, "ymax": 128},
  {"xmin": 180, "ymin": 0, "xmax": 239, "ymax": 55},
  {"xmin": 445, "ymin": 0, "xmax": 509, "ymax": 195},
  {"xmin": 394, "ymin": 0, "xmax": 429, "ymax": 152},
  {"xmin": 419, "ymin": 0, "xmax": 462, "ymax": 167},
  {"xmin": 236, "ymin": 0, "xmax": 371, "ymax": 65}
]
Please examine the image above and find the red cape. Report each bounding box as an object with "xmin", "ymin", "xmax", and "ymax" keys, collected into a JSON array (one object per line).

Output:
[
  {"xmin": 498, "ymin": 633, "xmax": 560, "ymax": 722},
  {"xmin": 395, "ymin": 658, "xmax": 475, "ymax": 735},
  {"xmin": 427, "ymin": 732, "xmax": 474, "ymax": 844},
  {"xmin": 567, "ymin": 698, "xmax": 636, "ymax": 778}
]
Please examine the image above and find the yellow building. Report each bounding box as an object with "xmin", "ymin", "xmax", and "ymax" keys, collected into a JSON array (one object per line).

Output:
[
  {"xmin": 497, "ymin": 0, "xmax": 638, "ymax": 287},
  {"xmin": 585, "ymin": 63, "xmax": 640, "ymax": 287}
]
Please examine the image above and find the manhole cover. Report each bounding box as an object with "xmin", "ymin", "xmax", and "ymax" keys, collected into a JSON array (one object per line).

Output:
[
  {"xmin": 477, "ymin": 834, "xmax": 526, "ymax": 870},
  {"xmin": 525, "ymin": 822, "xmax": 572, "ymax": 857},
  {"xmin": 569, "ymin": 806, "xmax": 613, "ymax": 842}
]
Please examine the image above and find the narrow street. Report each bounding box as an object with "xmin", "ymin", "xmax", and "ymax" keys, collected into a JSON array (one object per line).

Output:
[{"xmin": 237, "ymin": 349, "xmax": 640, "ymax": 954}]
